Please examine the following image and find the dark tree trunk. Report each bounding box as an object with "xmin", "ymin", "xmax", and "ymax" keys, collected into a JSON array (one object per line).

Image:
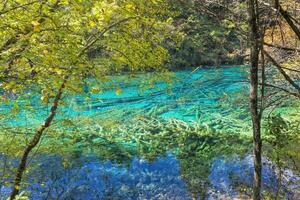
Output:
[
  {"xmin": 247, "ymin": 0, "xmax": 262, "ymax": 199},
  {"xmin": 9, "ymin": 79, "xmax": 67, "ymax": 200}
]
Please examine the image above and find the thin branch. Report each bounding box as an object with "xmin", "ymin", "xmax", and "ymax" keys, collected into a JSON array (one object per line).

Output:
[
  {"xmin": 0, "ymin": 1, "xmax": 40, "ymax": 16},
  {"xmin": 264, "ymin": 42, "xmax": 300, "ymax": 52},
  {"xmin": 259, "ymin": 0, "xmax": 300, "ymax": 39},
  {"xmin": 259, "ymin": 82, "xmax": 300, "ymax": 98},
  {"xmin": 277, "ymin": 6, "xmax": 300, "ymax": 40},
  {"xmin": 280, "ymin": 66, "xmax": 300, "ymax": 74},
  {"xmin": 263, "ymin": 50, "xmax": 300, "ymax": 93},
  {"xmin": 263, "ymin": 95, "xmax": 288, "ymax": 111},
  {"xmin": 77, "ymin": 17, "xmax": 136, "ymax": 58}
]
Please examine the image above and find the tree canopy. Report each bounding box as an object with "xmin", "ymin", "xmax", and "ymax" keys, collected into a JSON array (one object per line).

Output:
[{"xmin": 0, "ymin": 0, "xmax": 180, "ymax": 99}]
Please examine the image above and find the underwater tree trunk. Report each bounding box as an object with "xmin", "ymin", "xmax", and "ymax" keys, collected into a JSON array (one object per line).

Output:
[
  {"xmin": 247, "ymin": 0, "xmax": 262, "ymax": 199},
  {"xmin": 9, "ymin": 79, "xmax": 67, "ymax": 200}
]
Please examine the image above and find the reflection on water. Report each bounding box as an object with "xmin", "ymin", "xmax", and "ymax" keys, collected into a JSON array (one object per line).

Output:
[
  {"xmin": 0, "ymin": 153, "xmax": 299, "ymax": 200},
  {"xmin": 1, "ymin": 66, "xmax": 299, "ymax": 199}
]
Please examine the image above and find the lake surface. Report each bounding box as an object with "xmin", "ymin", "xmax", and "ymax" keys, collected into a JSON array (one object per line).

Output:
[
  {"xmin": 2, "ymin": 66, "xmax": 251, "ymax": 130},
  {"xmin": 0, "ymin": 66, "xmax": 299, "ymax": 199}
]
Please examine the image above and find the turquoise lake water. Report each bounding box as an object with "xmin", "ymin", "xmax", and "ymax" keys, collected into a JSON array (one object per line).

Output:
[
  {"xmin": 0, "ymin": 66, "xmax": 299, "ymax": 199},
  {"xmin": 2, "ymin": 66, "xmax": 251, "ymax": 130}
]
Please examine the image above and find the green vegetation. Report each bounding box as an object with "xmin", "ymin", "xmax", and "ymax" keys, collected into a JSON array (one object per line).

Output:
[{"xmin": 0, "ymin": 0, "xmax": 300, "ymax": 200}]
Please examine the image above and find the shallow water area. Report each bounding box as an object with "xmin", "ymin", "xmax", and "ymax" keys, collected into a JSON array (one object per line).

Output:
[{"xmin": 2, "ymin": 66, "xmax": 252, "ymax": 130}]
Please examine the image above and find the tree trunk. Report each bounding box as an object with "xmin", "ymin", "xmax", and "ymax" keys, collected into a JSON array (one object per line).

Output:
[
  {"xmin": 247, "ymin": 0, "xmax": 262, "ymax": 199},
  {"xmin": 7, "ymin": 17, "xmax": 134, "ymax": 200},
  {"xmin": 9, "ymin": 79, "xmax": 67, "ymax": 200}
]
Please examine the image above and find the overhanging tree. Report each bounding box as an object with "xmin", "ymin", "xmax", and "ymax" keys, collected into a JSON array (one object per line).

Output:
[{"xmin": 0, "ymin": 0, "xmax": 179, "ymax": 199}]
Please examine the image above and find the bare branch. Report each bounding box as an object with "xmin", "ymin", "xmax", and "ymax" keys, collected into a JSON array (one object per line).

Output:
[
  {"xmin": 259, "ymin": 82, "xmax": 300, "ymax": 99},
  {"xmin": 264, "ymin": 42, "xmax": 300, "ymax": 52},
  {"xmin": 263, "ymin": 50, "xmax": 300, "ymax": 93},
  {"xmin": 260, "ymin": 0, "xmax": 300, "ymax": 40}
]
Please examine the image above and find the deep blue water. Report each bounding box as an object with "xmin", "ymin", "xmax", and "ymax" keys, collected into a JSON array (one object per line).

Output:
[
  {"xmin": 1, "ymin": 66, "xmax": 299, "ymax": 199},
  {"xmin": 1, "ymin": 153, "xmax": 299, "ymax": 199}
]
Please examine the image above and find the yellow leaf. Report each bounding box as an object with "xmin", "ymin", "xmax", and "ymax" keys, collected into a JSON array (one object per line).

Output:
[
  {"xmin": 31, "ymin": 21, "xmax": 40, "ymax": 32},
  {"xmin": 41, "ymin": 95, "xmax": 48, "ymax": 103},
  {"xmin": 89, "ymin": 21, "xmax": 96, "ymax": 27},
  {"xmin": 115, "ymin": 88, "xmax": 122, "ymax": 95},
  {"xmin": 54, "ymin": 68, "xmax": 63, "ymax": 75},
  {"xmin": 43, "ymin": 49, "xmax": 49, "ymax": 54},
  {"xmin": 91, "ymin": 87, "xmax": 98, "ymax": 93},
  {"xmin": 125, "ymin": 4, "xmax": 134, "ymax": 10}
]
